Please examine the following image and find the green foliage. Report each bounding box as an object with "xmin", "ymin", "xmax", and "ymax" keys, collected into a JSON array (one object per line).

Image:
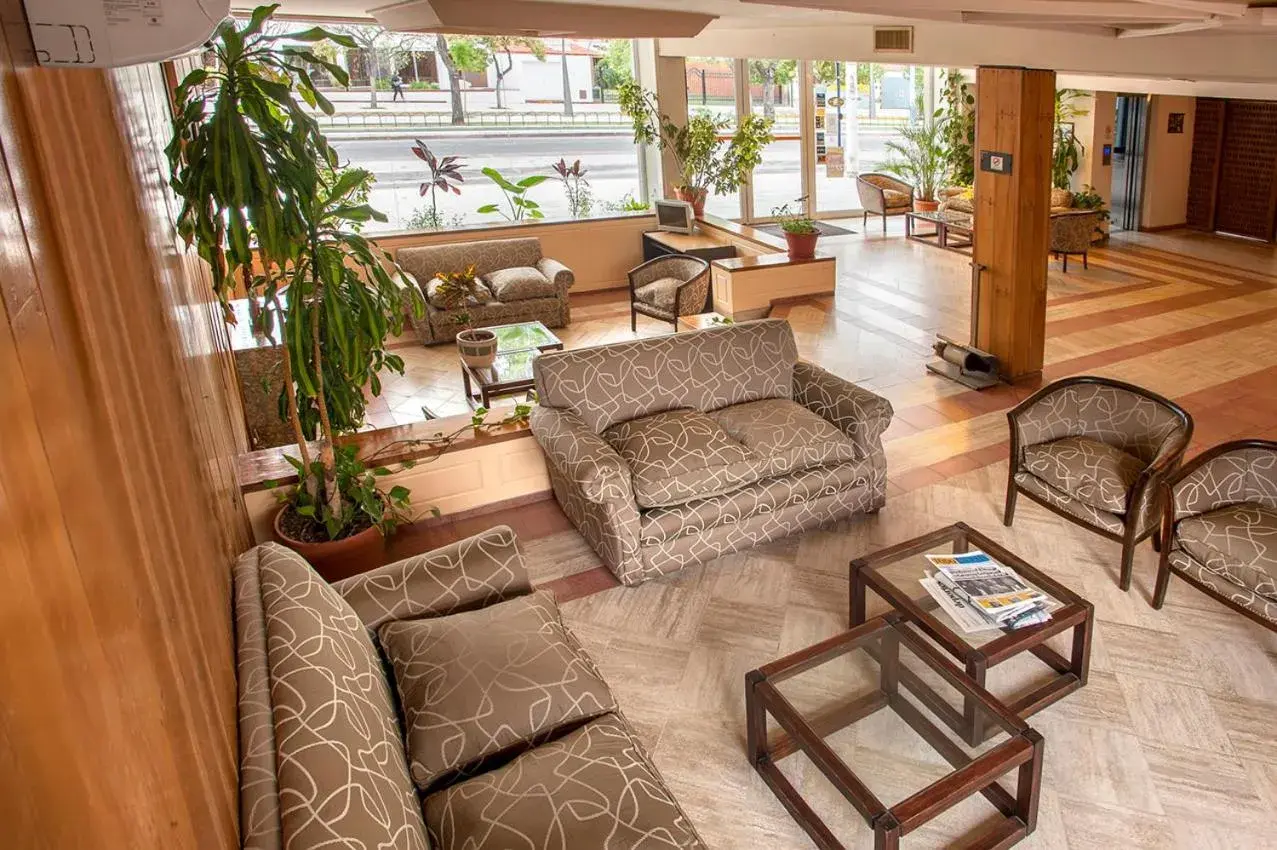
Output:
[
  {"xmin": 447, "ymin": 36, "xmax": 489, "ymax": 74},
  {"xmin": 168, "ymin": 5, "xmax": 424, "ymax": 542},
  {"xmin": 811, "ymin": 60, "xmax": 840, "ymax": 87},
  {"xmin": 1052, "ymin": 89, "xmax": 1090, "ymax": 190},
  {"xmin": 937, "ymin": 69, "xmax": 975, "ymax": 187},
  {"xmin": 595, "ymin": 39, "xmax": 633, "ymax": 91},
  {"xmin": 278, "ymin": 444, "xmax": 412, "ymax": 538},
  {"xmin": 1072, "ymin": 184, "xmax": 1111, "ymax": 221},
  {"xmin": 882, "ymin": 119, "xmax": 949, "ymax": 202},
  {"xmin": 771, "ymin": 197, "xmax": 818, "ymax": 235},
  {"xmin": 551, "ymin": 158, "xmax": 591, "ymax": 218},
  {"xmin": 477, "ymin": 167, "xmax": 550, "ymax": 220},
  {"xmin": 411, "ymin": 139, "xmax": 464, "ymax": 224},
  {"xmin": 618, "ymin": 81, "xmax": 773, "ymax": 194},
  {"xmin": 603, "ymin": 191, "xmax": 650, "ymax": 212},
  {"xmin": 405, "ymin": 207, "xmax": 466, "ymax": 231},
  {"xmin": 748, "ymin": 58, "xmax": 797, "ymax": 87}
]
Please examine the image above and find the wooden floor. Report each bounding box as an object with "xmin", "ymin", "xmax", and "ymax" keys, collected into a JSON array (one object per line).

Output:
[{"xmin": 378, "ymin": 225, "xmax": 1277, "ymax": 848}]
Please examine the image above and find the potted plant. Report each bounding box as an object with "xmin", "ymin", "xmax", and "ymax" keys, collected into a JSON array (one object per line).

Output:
[
  {"xmin": 454, "ymin": 314, "xmax": 498, "ymax": 369},
  {"xmin": 882, "ymin": 119, "xmax": 948, "ymax": 212},
  {"xmin": 771, "ymin": 198, "xmax": 820, "ymax": 259},
  {"xmin": 409, "ymin": 139, "xmax": 465, "ymax": 230},
  {"xmin": 167, "ymin": 6, "xmax": 426, "ymax": 578},
  {"xmin": 1052, "ymin": 90, "xmax": 1090, "ymax": 190},
  {"xmin": 618, "ymin": 82, "xmax": 774, "ymax": 217},
  {"xmin": 551, "ymin": 158, "xmax": 592, "ymax": 219}
]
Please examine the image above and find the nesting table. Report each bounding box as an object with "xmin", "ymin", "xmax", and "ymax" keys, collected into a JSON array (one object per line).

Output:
[{"xmin": 460, "ymin": 321, "xmax": 563, "ymax": 409}]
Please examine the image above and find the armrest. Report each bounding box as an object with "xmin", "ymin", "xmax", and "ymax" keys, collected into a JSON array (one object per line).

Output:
[
  {"xmin": 1166, "ymin": 440, "xmax": 1276, "ymax": 521},
  {"xmin": 537, "ymin": 257, "xmax": 574, "ymax": 290},
  {"xmin": 529, "ymin": 406, "xmax": 633, "ymax": 504},
  {"xmin": 792, "ymin": 361, "xmax": 893, "ymax": 453},
  {"xmin": 332, "ymin": 525, "xmax": 532, "ymax": 630},
  {"xmin": 1126, "ymin": 428, "xmax": 1193, "ymax": 532}
]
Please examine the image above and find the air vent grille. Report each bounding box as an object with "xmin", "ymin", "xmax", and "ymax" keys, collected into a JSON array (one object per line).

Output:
[{"xmin": 873, "ymin": 26, "xmax": 914, "ymax": 53}]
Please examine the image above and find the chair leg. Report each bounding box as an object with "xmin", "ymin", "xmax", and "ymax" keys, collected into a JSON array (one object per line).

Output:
[
  {"xmin": 1152, "ymin": 548, "xmax": 1172, "ymax": 609},
  {"xmin": 630, "ymin": 306, "xmax": 637, "ymax": 333},
  {"xmin": 863, "ymin": 211, "xmax": 867, "ymax": 228},
  {"xmin": 1083, "ymin": 251, "xmax": 1089, "ymax": 270},
  {"xmin": 1063, "ymin": 254, "xmax": 1069, "ymax": 273},
  {"xmin": 1003, "ymin": 482, "xmax": 1018, "ymax": 526},
  {"xmin": 1152, "ymin": 528, "xmax": 1162, "ymax": 553},
  {"xmin": 882, "ymin": 214, "xmax": 887, "ymax": 235},
  {"xmin": 1119, "ymin": 533, "xmax": 1137, "ymax": 591}
]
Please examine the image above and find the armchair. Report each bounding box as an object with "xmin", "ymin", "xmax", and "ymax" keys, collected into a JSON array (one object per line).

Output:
[
  {"xmin": 1004, "ymin": 376, "xmax": 1193, "ymax": 591},
  {"xmin": 1050, "ymin": 211, "xmax": 1099, "ymax": 272},
  {"xmin": 856, "ymin": 172, "xmax": 914, "ymax": 234},
  {"xmin": 628, "ymin": 254, "xmax": 712, "ymax": 331},
  {"xmin": 1153, "ymin": 440, "xmax": 1277, "ymax": 629}
]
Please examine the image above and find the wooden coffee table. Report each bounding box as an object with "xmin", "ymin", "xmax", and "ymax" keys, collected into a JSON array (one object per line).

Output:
[
  {"xmin": 850, "ymin": 523, "xmax": 1093, "ymax": 745},
  {"xmin": 746, "ymin": 614, "xmax": 1044, "ymax": 850},
  {"xmin": 459, "ymin": 321, "xmax": 563, "ymax": 409},
  {"xmin": 905, "ymin": 210, "xmax": 973, "ymax": 255}
]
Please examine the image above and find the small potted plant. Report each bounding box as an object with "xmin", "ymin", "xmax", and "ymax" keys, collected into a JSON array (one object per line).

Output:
[
  {"xmin": 455, "ymin": 314, "xmax": 498, "ymax": 370},
  {"xmin": 772, "ymin": 198, "xmax": 820, "ymax": 259},
  {"xmin": 883, "ymin": 119, "xmax": 948, "ymax": 212},
  {"xmin": 434, "ymin": 266, "xmax": 498, "ymax": 368}
]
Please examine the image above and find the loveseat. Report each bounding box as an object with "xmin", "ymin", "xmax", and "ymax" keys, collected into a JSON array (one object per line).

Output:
[
  {"xmin": 529, "ymin": 320, "xmax": 894, "ymax": 586},
  {"xmin": 235, "ymin": 526, "xmax": 705, "ymax": 849},
  {"xmin": 397, "ymin": 237, "xmax": 574, "ymax": 344}
]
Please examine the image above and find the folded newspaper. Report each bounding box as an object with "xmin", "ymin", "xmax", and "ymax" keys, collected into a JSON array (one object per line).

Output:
[{"xmin": 921, "ymin": 550, "xmax": 1055, "ymax": 634}]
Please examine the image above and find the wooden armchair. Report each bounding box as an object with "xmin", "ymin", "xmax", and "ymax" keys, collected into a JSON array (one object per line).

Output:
[
  {"xmin": 628, "ymin": 255, "xmax": 711, "ymax": 331},
  {"xmin": 1050, "ymin": 211, "xmax": 1098, "ymax": 272},
  {"xmin": 856, "ymin": 173, "xmax": 914, "ymax": 234}
]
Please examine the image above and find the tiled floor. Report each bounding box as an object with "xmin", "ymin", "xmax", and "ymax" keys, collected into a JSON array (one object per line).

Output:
[{"xmin": 382, "ymin": 225, "xmax": 1277, "ymax": 848}]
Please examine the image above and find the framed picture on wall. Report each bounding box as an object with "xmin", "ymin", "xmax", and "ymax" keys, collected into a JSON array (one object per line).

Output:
[{"xmin": 1168, "ymin": 113, "xmax": 1185, "ymax": 134}]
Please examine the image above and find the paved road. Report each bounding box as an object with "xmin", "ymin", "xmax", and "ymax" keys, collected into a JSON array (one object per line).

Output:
[{"xmin": 331, "ymin": 131, "xmax": 895, "ymax": 228}]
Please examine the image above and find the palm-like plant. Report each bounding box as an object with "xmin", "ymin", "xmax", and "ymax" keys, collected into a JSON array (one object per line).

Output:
[
  {"xmin": 1052, "ymin": 89, "xmax": 1090, "ymax": 190},
  {"xmin": 168, "ymin": 5, "xmax": 424, "ymax": 539},
  {"xmin": 411, "ymin": 140, "xmax": 465, "ymax": 229},
  {"xmin": 882, "ymin": 119, "xmax": 949, "ymax": 203}
]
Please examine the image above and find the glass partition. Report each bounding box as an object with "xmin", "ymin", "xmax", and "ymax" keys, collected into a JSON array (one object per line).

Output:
[{"xmin": 747, "ymin": 59, "xmax": 803, "ymax": 218}]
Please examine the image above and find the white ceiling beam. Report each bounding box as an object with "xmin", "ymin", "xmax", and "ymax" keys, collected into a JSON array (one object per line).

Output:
[
  {"xmin": 740, "ymin": 0, "xmax": 1211, "ymax": 20},
  {"xmin": 1126, "ymin": 0, "xmax": 1248, "ymax": 18},
  {"xmin": 1117, "ymin": 16, "xmax": 1226, "ymax": 37},
  {"xmin": 959, "ymin": 12, "xmax": 1171, "ymax": 25}
]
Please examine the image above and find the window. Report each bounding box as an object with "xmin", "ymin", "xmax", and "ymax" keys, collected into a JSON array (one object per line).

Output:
[
  {"xmin": 685, "ymin": 56, "xmax": 741, "ymax": 219},
  {"xmin": 747, "ymin": 59, "xmax": 802, "ymax": 219}
]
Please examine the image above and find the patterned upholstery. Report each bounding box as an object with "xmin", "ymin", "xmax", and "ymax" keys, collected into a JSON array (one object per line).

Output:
[
  {"xmin": 397, "ymin": 238, "xmax": 574, "ymax": 343},
  {"xmin": 882, "ymin": 189, "xmax": 911, "ymax": 207},
  {"xmin": 1006, "ymin": 377, "xmax": 1192, "ymax": 591},
  {"xmin": 856, "ymin": 172, "xmax": 914, "ymax": 232},
  {"xmin": 379, "ymin": 591, "xmax": 617, "ymax": 791},
  {"xmin": 1157, "ymin": 441, "xmax": 1277, "ymax": 627},
  {"xmin": 423, "ymin": 714, "xmax": 704, "ymax": 850},
  {"xmin": 1023, "ymin": 436, "xmax": 1145, "ymax": 513},
  {"xmin": 234, "ymin": 527, "xmax": 705, "ymax": 848},
  {"xmin": 250, "ymin": 544, "xmax": 430, "ymax": 850},
  {"xmin": 531, "ymin": 320, "xmax": 892, "ymax": 584},
  {"xmin": 629, "ymin": 255, "xmax": 711, "ymax": 326},
  {"xmin": 1050, "ymin": 188, "xmax": 1074, "ymax": 210},
  {"xmin": 1050, "ymin": 211, "xmax": 1098, "ymax": 265},
  {"xmin": 484, "ymin": 266, "xmax": 556, "ymax": 302}
]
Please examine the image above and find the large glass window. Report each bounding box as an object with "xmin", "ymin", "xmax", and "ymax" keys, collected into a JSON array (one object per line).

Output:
[
  {"xmin": 747, "ymin": 59, "xmax": 802, "ymax": 219},
  {"xmin": 267, "ymin": 22, "xmax": 648, "ymax": 232},
  {"xmin": 685, "ymin": 56, "xmax": 740, "ymax": 219}
]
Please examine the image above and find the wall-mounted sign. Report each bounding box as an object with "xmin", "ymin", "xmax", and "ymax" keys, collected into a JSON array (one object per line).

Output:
[
  {"xmin": 828, "ymin": 96, "xmax": 845, "ymax": 108},
  {"xmin": 1102, "ymin": 143, "xmax": 1112, "ymax": 166},
  {"xmin": 980, "ymin": 150, "xmax": 1013, "ymax": 175},
  {"xmin": 1167, "ymin": 112, "xmax": 1185, "ymax": 134},
  {"xmin": 825, "ymin": 146, "xmax": 845, "ymax": 178}
]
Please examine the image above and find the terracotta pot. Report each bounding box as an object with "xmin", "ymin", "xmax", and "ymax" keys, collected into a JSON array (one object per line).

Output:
[
  {"xmin": 783, "ymin": 230, "xmax": 819, "ymax": 259},
  {"xmin": 674, "ymin": 186, "xmax": 707, "ymax": 217},
  {"xmin": 914, "ymin": 198, "xmax": 940, "ymax": 213},
  {"xmin": 456, "ymin": 328, "xmax": 498, "ymax": 369},
  {"xmin": 273, "ymin": 506, "xmax": 385, "ymax": 582}
]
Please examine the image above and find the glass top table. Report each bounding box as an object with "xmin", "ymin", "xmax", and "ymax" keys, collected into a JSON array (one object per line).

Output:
[
  {"xmin": 487, "ymin": 320, "xmax": 563, "ymax": 354},
  {"xmin": 850, "ymin": 523, "xmax": 1093, "ymax": 745},
  {"xmin": 747, "ymin": 616, "xmax": 1044, "ymax": 849},
  {"xmin": 460, "ymin": 321, "xmax": 563, "ymax": 410}
]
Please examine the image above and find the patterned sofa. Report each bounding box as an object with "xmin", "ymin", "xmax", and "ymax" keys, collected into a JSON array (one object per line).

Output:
[
  {"xmin": 1154, "ymin": 439, "xmax": 1277, "ymax": 629},
  {"xmin": 529, "ymin": 320, "xmax": 894, "ymax": 586},
  {"xmin": 396, "ymin": 237, "xmax": 574, "ymax": 344},
  {"xmin": 234, "ymin": 527, "xmax": 705, "ymax": 850}
]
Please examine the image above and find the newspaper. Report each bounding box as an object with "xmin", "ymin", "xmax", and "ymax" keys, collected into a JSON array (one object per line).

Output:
[
  {"xmin": 920, "ymin": 549, "xmax": 1055, "ymax": 634},
  {"xmin": 920, "ymin": 575, "xmax": 1003, "ymax": 633}
]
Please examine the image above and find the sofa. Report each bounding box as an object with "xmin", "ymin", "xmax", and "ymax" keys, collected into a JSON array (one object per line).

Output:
[
  {"xmin": 529, "ymin": 319, "xmax": 894, "ymax": 586},
  {"xmin": 235, "ymin": 526, "xmax": 705, "ymax": 849},
  {"xmin": 397, "ymin": 237, "xmax": 574, "ymax": 344}
]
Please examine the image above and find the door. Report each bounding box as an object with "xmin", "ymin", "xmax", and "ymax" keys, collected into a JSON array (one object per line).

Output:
[{"xmin": 1110, "ymin": 94, "xmax": 1149, "ymax": 232}]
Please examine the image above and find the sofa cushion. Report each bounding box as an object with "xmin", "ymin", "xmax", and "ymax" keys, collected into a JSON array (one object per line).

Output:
[
  {"xmin": 425, "ymin": 276, "xmax": 493, "ymax": 310},
  {"xmin": 634, "ymin": 276, "xmax": 682, "ymax": 314},
  {"xmin": 484, "ymin": 266, "xmax": 555, "ymax": 302},
  {"xmin": 423, "ymin": 714, "xmax": 702, "ymax": 850},
  {"xmin": 604, "ymin": 408, "xmax": 765, "ymax": 509},
  {"xmin": 1177, "ymin": 503, "xmax": 1277, "ymax": 601},
  {"xmin": 1023, "ymin": 436, "xmax": 1144, "ymax": 514},
  {"xmin": 398, "ymin": 237, "xmax": 543, "ymax": 282},
  {"xmin": 534, "ymin": 319, "xmax": 799, "ymax": 434},
  {"xmin": 883, "ymin": 189, "xmax": 912, "ymax": 208},
  {"xmin": 709, "ymin": 398, "xmax": 860, "ymax": 476},
  {"xmin": 378, "ymin": 591, "xmax": 616, "ymax": 792},
  {"xmin": 256, "ymin": 544, "xmax": 429, "ymax": 850}
]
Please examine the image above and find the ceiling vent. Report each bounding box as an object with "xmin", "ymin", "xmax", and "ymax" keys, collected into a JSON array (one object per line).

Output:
[{"xmin": 873, "ymin": 26, "xmax": 914, "ymax": 54}]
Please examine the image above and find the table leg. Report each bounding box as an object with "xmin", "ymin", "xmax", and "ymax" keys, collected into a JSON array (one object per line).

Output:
[
  {"xmin": 1072, "ymin": 606, "xmax": 1094, "ymax": 687},
  {"xmin": 850, "ymin": 559, "xmax": 868, "ymax": 627},
  {"xmin": 1016, "ymin": 729, "xmax": 1045, "ymax": 833},
  {"xmin": 461, "ymin": 367, "xmax": 476, "ymax": 407},
  {"xmin": 745, "ymin": 670, "xmax": 766, "ymax": 767},
  {"xmin": 965, "ymin": 655, "xmax": 988, "ymax": 747}
]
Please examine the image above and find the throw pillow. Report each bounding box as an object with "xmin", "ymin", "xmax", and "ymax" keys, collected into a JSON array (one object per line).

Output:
[
  {"xmin": 378, "ymin": 591, "xmax": 616, "ymax": 792},
  {"xmin": 484, "ymin": 266, "xmax": 555, "ymax": 302}
]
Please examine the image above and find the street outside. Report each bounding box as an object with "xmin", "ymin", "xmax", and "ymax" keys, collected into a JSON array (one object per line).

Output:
[{"xmin": 321, "ymin": 93, "xmax": 906, "ymax": 229}]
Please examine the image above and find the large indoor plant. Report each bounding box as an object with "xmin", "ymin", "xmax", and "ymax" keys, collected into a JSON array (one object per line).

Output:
[
  {"xmin": 1052, "ymin": 89, "xmax": 1090, "ymax": 190},
  {"xmin": 167, "ymin": 5, "xmax": 425, "ymax": 576},
  {"xmin": 883, "ymin": 119, "xmax": 948, "ymax": 212},
  {"xmin": 618, "ymin": 81, "xmax": 773, "ymax": 216},
  {"xmin": 938, "ymin": 69, "xmax": 975, "ymax": 187}
]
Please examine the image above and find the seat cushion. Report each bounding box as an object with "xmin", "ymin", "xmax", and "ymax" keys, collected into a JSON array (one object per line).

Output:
[
  {"xmin": 883, "ymin": 188, "xmax": 912, "ymax": 208},
  {"xmin": 378, "ymin": 591, "xmax": 616, "ymax": 791},
  {"xmin": 604, "ymin": 408, "xmax": 765, "ymax": 509},
  {"xmin": 1176, "ymin": 503, "xmax": 1277, "ymax": 601},
  {"xmin": 423, "ymin": 714, "xmax": 703, "ymax": 850},
  {"xmin": 709, "ymin": 398, "xmax": 860, "ymax": 476},
  {"xmin": 484, "ymin": 266, "xmax": 555, "ymax": 301},
  {"xmin": 256, "ymin": 544, "xmax": 429, "ymax": 850},
  {"xmin": 1022, "ymin": 436, "xmax": 1144, "ymax": 513},
  {"xmin": 634, "ymin": 276, "xmax": 681, "ymax": 313}
]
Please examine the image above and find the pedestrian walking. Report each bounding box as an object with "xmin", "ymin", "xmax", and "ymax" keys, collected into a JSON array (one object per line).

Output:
[{"xmin": 391, "ymin": 74, "xmax": 405, "ymax": 102}]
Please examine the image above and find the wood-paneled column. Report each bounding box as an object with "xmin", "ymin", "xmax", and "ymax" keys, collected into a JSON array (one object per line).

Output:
[{"xmin": 973, "ymin": 66, "xmax": 1056, "ymax": 382}]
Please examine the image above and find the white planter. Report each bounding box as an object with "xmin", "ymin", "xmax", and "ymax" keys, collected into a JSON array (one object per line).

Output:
[{"xmin": 457, "ymin": 329, "xmax": 498, "ymax": 369}]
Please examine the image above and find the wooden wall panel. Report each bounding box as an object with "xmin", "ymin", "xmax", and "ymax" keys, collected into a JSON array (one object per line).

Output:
[
  {"xmin": 0, "ymin": 8, "xmax": 248, "ymax": 850},
  {"xmin": 1213, "ymin": 99, "xmax": 1277, "ymax": 242},
  {"xmin": 1186, "ymin": 97, "xmax": 1225, "ymax": 231}
]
